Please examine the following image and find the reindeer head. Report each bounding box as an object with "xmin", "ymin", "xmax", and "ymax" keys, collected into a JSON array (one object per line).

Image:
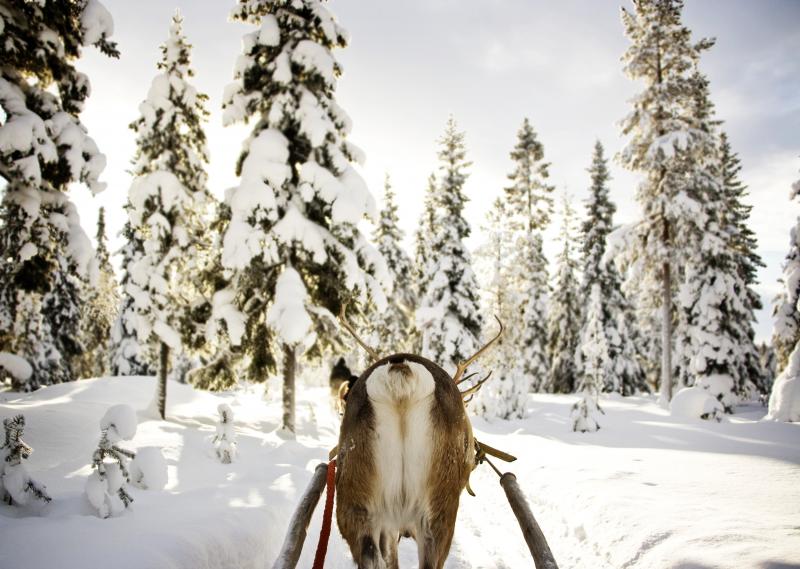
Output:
[{"xmin": 338, "ymin": 305, "xmax": 504, "ymax": 404}]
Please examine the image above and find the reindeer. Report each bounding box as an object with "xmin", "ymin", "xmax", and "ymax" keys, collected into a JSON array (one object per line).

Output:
[{"xmin": 335, "ymin": 309, "xmax": 502, "ymax": 569}]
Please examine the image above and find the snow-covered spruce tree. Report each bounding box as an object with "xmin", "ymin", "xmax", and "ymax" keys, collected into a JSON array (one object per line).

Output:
[
  {"xmin": 772, "ymin": 169, "xmax": 800, "ymax": 374},
  {"xmin": 411, "ymin": 173, "xmax": 439, "ymax": 352},
  {"xmin": 759, "ymin": 342, "xmax": 777, "ymax": 395},
  {"xmin": 85, "ymin": 405, "xmax": 137, "ymax": 518},
  {"xmin": 473, "ymin": 198, "xmax": 526, "ymax": 419},
  {"xmin": 719, "ymin": 132, "xmax": 766, "ymax": 395},
  {"xmin": 122, "ymin": 13, "xmax": 212, "ymax": 419},
  {"xmin": 372, "ymin": 174, "xmax": 415, "ymax": 353},
  {"xmin": 677, "ymin": 72, "xmax": 762, "ymax": 412},
  {"xmin": 417, "ymin": 117, "xmax": 483, "ymax": 372},
  {"xmin": 219, "ymin": 0, "xmax": 387, "ymax": 432},
  {"xmin": 213, "ymin": 404, "xmax": 238, "ymax": 464},
  {"xmin": 9, "ymin": 291, "xmax": 55, "ymax": 391},
  {"xmin": 75, "ymin": 208, "xmax": 119, "ymax": 379},
  {"xmin": 546, "ymin": 196, "xmax": 581, "ymax": 394},
  {"xmin": 0, "ymin": 0, "xmax": 118, "ymax": 389},
  {"xmin": 109, "ymin": 221, "xmax": 155, "ymax": 377},
  {"xmin": 503, "ymin": 118, "xmax": 553, "ymax": 392},
  {"xmin": 767, "ymin": 169, "xmax": 800, "ymax": 421},
  {"xmin": 619, "ymin": 0, "xmax": 714, "ymax": 404},
  {"xmin": 572, "ymin": 285, "xmax": 606, "ymax": 432},
  {"xmin": 0, "ymin": 415, "xmax": 51, "ymax": 506},
  {"xmin": 577, "ymin": 141, "xmax": 646, "ymax": 395}
]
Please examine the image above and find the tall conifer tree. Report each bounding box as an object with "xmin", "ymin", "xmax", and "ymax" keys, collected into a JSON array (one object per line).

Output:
[
  {"xmin": 503, "ymin": 118, "xmax": 553, "ymax": 392},
  {"xmin": 577, "ymin": 141, "xmax": 646, "ymax": 395},
  {"xmin": 677, "ymin": 72, "xmax": 765, "ymax": 411},
  {"xmin": 546, "ymin": 196, "xmax": 581, "ymax": 393},
  {"xmin": 719, "ymin": 133, "xmax": 766, "ymax": 393},
  {"xmin": 0, "ymin": 0, "xmax": 118, "ymax": 390},
  {"xmin": 417, "ymin": 117, "xmax": 483, "ymax": 371},
  {"xmin": 773, "ymin": 169, "xmax": 800, "ymax": 375},
  {"xmin": 122, "ymin": 13, "xmax": 212, "ymax": 418},
  {"xmin": 619, "ymin": 0, "xmax": 714, "ymax": 403},
  {"xmin": 219, "ymin": 0, "xmax": 388, "ymax": 432},
  {"xmin": 75, "ymin": 208, "xmax": 119, "ymax": 378},
  {"xmin": 372, "ymin": 175, "xmax": 415, "ymax": 353}
]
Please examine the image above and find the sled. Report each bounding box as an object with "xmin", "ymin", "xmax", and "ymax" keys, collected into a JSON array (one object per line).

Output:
[{"xmin": 271, "ymin": 456, "xmax": 559, "ymax": 569}]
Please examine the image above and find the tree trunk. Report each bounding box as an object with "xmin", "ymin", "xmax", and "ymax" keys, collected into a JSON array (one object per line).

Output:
[
  {"xmin": 660, "ymin": 261, "xmax": 672, "ymax": 405},
  {"xmin": 158, "ymin": 342, "xmax": 169, "ymax": 420},
  {"xmin": 282, "ymin": 343, "xmax": 296, "ymax": 433}
]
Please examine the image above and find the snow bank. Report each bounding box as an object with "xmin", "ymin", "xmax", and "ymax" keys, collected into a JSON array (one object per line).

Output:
[
  {"xmin": 766, "ymin": 346, "xmax": 800, "ymax": 422},
  {"xmin": 670, "ymin": 386, "xmax": 724, "ymax": 421},
  {"xmin": 2, "ymin": 378, "xmax": 799, "ymax": 569},
  {"xmin": 0, "ymin": 352, "xmax": 32, "ymax": 381},
  {"xmin": 130, "ymin": 447, "xmax": 168, "ymax": 490}
]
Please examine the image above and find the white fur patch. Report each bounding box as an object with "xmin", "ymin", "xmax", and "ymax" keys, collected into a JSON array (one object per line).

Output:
[{"xmin": 366, "ymin": 360, "xmax": 435, "ymax": 534}]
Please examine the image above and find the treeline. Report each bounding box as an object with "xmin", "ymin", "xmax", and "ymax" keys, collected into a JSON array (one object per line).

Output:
[{"xmin": 0, "ymin": 0, "xmax": 792, "ymax": 429}]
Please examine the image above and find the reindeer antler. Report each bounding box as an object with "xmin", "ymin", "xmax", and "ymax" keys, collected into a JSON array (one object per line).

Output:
[
  {"xmin": 339, "ymin": 304, "xmax": 380, "ymax": 362},
  {"xmin": 453, "ymin": 316, "xmax": 504, "ymax": 385},
  {"xmin": 460, "ymin": 370, "xmax": 493, "ymax": 399}
]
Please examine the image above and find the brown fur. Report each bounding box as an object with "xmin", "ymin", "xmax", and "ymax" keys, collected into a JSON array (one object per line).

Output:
[{"xmin": 336, "ymin": 353, "xmax": 474, "ymax": 569}]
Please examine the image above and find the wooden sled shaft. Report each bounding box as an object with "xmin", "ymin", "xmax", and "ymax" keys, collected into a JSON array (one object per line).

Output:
[
  {"xmin": 499, "ymin": 472, "xmax": 559, "ymax": 569},
  {"xmin": 272, "ymin": 463, "xmax": 329, "ymax": 569}
]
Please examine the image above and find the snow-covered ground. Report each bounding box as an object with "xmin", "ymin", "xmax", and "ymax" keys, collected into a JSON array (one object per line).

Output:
[{"xmin": 0, "ymin": 377, "xmax": 798, "ymax": 569}]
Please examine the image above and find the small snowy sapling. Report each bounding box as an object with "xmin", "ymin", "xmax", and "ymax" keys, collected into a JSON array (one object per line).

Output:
[
  {"xmin": 85, "ymin": 405, "xmax": 137, "ymax": 518},
  {"xmin": 213, "ymin": 404, "xmax": 237, "ymax": 464},
  {"xmin": 0, "ymin": 415, "xmax": 51, "ymax": 506}
]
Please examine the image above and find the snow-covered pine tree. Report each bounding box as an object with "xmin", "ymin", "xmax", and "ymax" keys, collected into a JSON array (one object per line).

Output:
[
  {"xmin": 759, "ymin": 342, "xmax": 777, "ymax": 395},
  {"xmin": 213, "ymin": 404, "xmax": 238, "ymax": 464},
  {"xmin": 372, "ymin": 174, "xmax": 415, "ymax": 353},
  {"xmin": 546, "ymin": 196, "xmax": 581, "ymax": 393},
  {"xmin": 10, "ymin": 291, "xmax": 58, "ymax": 391},
  {"xmin": 572, "ymin": 284, "xmax": 606, "ymax": 432},
  {"xmin": 677, "ymin": 72, "xmax": 762, "ymax": 412},
  {"xmin": 719, "ymin": 133, "xmax": 766, "ymax": 395},
  {"xmin": 503, "ymin": 118, "xmax": 553, "ymax": 392},
  {"xmin": 85, "ymin": 405, "xmax": 137, "ymax": 518},
  {"xmin": 121, "ymin": 12, "xmax": 212, "ymax": 419},
  {"xmin": 577, "ymin": 141, "xmax": 646, "ymax": 395},
  {"xmin": 109, "ymin": 221, "xmax": 155, "ymax": 377},
  {"xmin": 619, "ymin": 0, "xmax": 714, "ymax": 404},
  {"xmin": 411, "ymin": 173, "xmax": 439, "ymax": 352},
  {"xmin": 0, "ymin": 0, "xmax": 118, "ymax": 389},
  {"xmin": 473, "ymin": 197, "xmax": 526, "ymax": 419},
  {"xmin": 75, "ymin": 208, "xmax": 119, "ymax": 379},
  {"xmin": 219, "ymin": 0, "xmax": 388, "ymax": 432},
  {"xmin": 772, "ymin": 169, "xmax": 800, "ymax": 374},
  {"xmin": 417, "ymin": 117, "xmax": 483, "ymax": 372},
  {"xmin": 0, "ymin": 415, "xmax": 51, "ymax": 505}
]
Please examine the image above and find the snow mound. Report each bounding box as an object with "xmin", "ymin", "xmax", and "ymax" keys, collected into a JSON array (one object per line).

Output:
[
  {"xmin": 100, "ymin": 404, "xmax": 137, "ymax": 442},
  {"xmin": 766, "ymin": 350, "xmax": 800, "ymax": 422},
  {"xmin": 130, "ymin": 447, "xmax": 168, "ymax": 490},
  {"xmin": 0, "ymin": 352, "xmax": 32, "ymax": 381},
  {"xmin": 670, "ymin": 386, "xmax": 724, "ymax": 422}
]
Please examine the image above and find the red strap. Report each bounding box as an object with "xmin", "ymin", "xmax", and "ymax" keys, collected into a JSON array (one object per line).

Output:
[{"xmin": 312, "ymin": 459, "xmax": 336, "ymax": 569}]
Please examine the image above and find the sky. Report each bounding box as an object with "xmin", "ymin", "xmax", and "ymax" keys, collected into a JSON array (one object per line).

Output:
[{"xmin": 72, "ymin": 0, "xmax": 800, "ymax": 342}]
